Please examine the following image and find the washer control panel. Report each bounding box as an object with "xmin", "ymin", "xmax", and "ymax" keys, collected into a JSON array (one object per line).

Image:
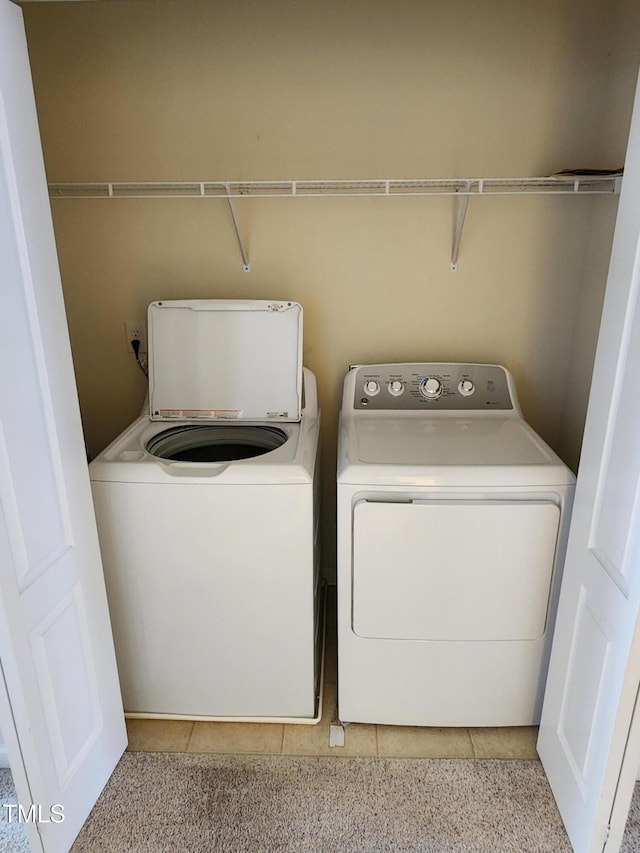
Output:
[{"xmin": 353, "ymin": 363, "xmax": 513, "ymax": 410}]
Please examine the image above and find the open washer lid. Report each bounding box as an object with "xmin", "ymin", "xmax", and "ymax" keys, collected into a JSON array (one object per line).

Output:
[{"xmin": 148, "ymin": 300, "xmax": 303, "ymax": 422}]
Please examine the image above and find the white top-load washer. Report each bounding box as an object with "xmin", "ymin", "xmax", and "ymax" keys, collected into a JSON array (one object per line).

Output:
[
  {"xmin": 337, "ymin": 362, "xmax": 575, "ymax": 727},
  {"xmin": 90, "ymin": 300, "xmax": 322, "ymax": 722}
]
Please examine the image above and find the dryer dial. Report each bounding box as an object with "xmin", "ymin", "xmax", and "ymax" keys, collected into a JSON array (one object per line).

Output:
[
  {"xmin": 364, "ymin": 380, "xmax": 381, "ymax": 396},
  {"xmin": 388, "ymin": 380, "xmax": 404, "ymax": 396},
  {"xmin": 458, "ymin": 379, "xmax": 475, "ymax": 397},
  {"xmin": 419, "ymin": 377, "xmax": 442, "ymax": 399}
]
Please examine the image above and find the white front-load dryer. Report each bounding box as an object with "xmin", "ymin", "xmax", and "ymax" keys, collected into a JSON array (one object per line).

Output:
[
  {"xmin": 337, "ymin": 363, "xmax": 575, "ymax": 727},
  {"xmin": 90, "ymin": 300, "xmax": 321, "ymax": 722}
]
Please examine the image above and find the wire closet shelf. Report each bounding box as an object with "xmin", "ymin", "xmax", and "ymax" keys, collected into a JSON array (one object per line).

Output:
[
  {"xmin": 47, "ymin": 175, "xmax": 621, "ymax": 272},
  {"xmin": 48, "ymin": 175, "xmax": 621, "ymax": 199}
]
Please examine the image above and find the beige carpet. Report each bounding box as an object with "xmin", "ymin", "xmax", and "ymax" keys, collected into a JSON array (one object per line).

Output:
[
  {"xmin": 624, "ymin": 781, "xmax": 640, "ymax": 851},
  {"xmin": 3, "ymin": 754, "xmax": 638, "ymax": 852},
  {"xmin": 0, "ymin": 769, "xmax": 31, "ymax": 853},
  {"xmin": 71, "ymin": 752, "xmax": 573, "ymax": 853}
]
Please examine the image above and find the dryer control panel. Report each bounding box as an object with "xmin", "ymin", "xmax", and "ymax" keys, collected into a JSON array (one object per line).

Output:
[{"xmin": 352, "ymin": 363, "xmax": 514, "ymax": 410}]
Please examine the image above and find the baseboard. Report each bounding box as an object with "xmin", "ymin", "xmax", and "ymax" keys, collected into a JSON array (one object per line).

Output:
[{"xmin": 0, "ymin": 746, "xmax": 10, "ymax": 769}]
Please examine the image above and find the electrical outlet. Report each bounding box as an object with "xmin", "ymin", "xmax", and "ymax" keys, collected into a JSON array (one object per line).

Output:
[{"xmin": 124, "ymin": 321, "xmax": 148, "ymax": 354}]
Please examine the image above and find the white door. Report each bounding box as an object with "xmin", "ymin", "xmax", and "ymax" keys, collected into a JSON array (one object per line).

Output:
[
  {"xmin": 538, "ymin": 70, "xmax": 640, "ymax": 853},
  {"xmin": 0, "ymin": 3, "xmax": 126, "ymax": 852}
]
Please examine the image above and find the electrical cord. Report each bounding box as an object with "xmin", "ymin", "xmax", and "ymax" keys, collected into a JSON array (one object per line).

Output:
[{"xmin": 131, "ymin": 339, "xmax": 149, "ymax": 378}]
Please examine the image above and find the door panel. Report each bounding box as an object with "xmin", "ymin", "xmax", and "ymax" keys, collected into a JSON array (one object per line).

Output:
[
  {"xmin": 30, "ymin": 586, "xmax": 104, "ymax": 788},
  {"xmin": 557, "ymin": 584, "xmax": 611, "ymax": 792},
  {"xmin": 0, "ymin": 146, "xmax": 72, "ymax": 592},
  {"xmin": 588, "ymin": 269, "xmax": 640, "ymax": 593}
]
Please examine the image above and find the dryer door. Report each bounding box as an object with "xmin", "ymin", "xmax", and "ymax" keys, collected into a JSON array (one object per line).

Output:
[{"xmin": 352, "ymin": 499, "xmax": 560, "ymax": 641}]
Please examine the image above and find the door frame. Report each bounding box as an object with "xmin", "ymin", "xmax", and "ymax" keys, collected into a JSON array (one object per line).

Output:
[
  {"xmin": 0, "ymin": 643, "xmax": 44, "ymax": 853},
  {"xmin": 603, "ymin": 613, "xmax": 640, "ymax": 850}
]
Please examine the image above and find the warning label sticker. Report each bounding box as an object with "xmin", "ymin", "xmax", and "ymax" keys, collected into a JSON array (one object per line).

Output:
[{"xmin": 157, "ymin": 409, "xmax": 243, "ymax": 419}]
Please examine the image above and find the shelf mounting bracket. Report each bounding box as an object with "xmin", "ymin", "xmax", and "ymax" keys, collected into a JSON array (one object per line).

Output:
[
  {"xmin": 224, "ymin": 184, "xmax": 250, "ymax": 272},
  {"xmin": 451, "ymin": 181, "xmax": 472, "ymax": 271}
]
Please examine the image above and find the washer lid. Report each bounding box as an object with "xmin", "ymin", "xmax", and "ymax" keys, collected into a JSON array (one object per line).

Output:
[{"xmin": 148, "ymin": 300, "xmax": 303, "ymax": 421}]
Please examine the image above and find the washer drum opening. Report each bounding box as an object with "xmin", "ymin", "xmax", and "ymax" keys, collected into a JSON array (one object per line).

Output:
[{"xmin": 145, "ymin": 425, "xmax": 288, "ymax": 462}]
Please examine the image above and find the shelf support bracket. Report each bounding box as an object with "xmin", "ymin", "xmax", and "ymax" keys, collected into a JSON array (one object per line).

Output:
[
  {"xmin": 451, "ymin": 181, "xmax": 472, "ymax": 271},
  {"xmin": 224, "ymin": 184, "xmax": 250, "ymax": 272}
]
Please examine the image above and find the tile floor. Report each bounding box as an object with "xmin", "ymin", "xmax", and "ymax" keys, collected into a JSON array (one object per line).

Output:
[{"xmin": 126, "ymin": 588, "xmax": 539, "ymax": 761}]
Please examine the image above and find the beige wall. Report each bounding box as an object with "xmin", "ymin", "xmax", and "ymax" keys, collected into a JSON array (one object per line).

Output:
[
  {"xmin": 557, "ymin": 0, "xmax": 640, "ymax": 471},
  {"xmin": 22, "ymin": 0, "xmax": 639, "ymax": 569}
]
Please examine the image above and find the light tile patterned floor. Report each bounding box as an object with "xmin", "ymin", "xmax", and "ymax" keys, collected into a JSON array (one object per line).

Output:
[{"xmin": 126, "ymin": 591, "xmax": 539, "ymax": 760}]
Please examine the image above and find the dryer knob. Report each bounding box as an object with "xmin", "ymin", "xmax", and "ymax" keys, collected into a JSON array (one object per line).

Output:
[
  {"xmin": 388, "ymin": 380, "xmax": 404, "ymax": 396},
  {"xmin": 419, "ymin": 377, "xmax": 443, "ymax": 399},
  {"xmin": 458, "ymin": 379, "xmax": 475, "ymax": 397},
  {"xmin": 364, "ymin": 379, "xmax": 380, "ymax": 396}
]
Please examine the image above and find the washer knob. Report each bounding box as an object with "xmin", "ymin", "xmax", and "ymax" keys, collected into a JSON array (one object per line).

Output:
[
  {"xmin": 458, "ymin": 379, "xmax": 475, "ymax": 397},
  {"xmin": 419, "ymin": 377, "xmax": 442, "ymax": 399},
  {"xmin": 364, "ymin": 379, "xmax": 380, "ymax": 396},
  {"xmin": 388, "ymin": 379, "xmax": 404, "ymax": 396}
]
